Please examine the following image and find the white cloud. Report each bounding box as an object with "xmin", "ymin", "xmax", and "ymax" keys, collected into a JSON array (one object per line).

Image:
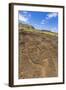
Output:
[
  {"xmin": 35, "ymin": 24, "xmax": 39, "ymax": 27},
  {"xmin": 22, "ymin": 11, "xmax": 31, "ymax": 18},
  {"xmin": 41, "ymin": 20, "xmax": 45, "ymax": 25},
  {"xmin": 46, "ymin": 13, "xmax": 58, "ymax": 19},
  {"xmin": 51, "ymin": 27, "xmax": 58, "ymax": 32},
  {"xmin": 19, "ymin": 14, "xmax": 28, "ymax": 22},
  {"xmin": 34, "ymin": 24, "xmax": 40, "ymax": 29}
]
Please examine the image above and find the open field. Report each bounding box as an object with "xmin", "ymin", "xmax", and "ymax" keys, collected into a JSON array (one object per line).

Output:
[{"xmin": 19, "ymin": 23, "xmax": 58, "ymax": 79}]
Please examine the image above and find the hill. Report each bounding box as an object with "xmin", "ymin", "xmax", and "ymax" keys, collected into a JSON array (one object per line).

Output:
[{"xmin": 19, "ymin": 23, "xmax": 58, "ymax": 79}]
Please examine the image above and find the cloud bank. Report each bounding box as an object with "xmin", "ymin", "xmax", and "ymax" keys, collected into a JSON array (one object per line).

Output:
[
  {"xmin": 19, "ymin": 13, "xmax": 28, "ymax": 22},
  {"xmin": 46, "ymin": 13, "xmax": 58, "ymax": 19}
]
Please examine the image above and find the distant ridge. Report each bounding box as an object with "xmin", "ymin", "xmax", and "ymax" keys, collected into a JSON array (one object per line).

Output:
[
  {"xmin": 19, "ymin": 22, "xmax": 35, "ymax": 30},
  {"xmin": 41, "ymin": 30, "xmax": 51, "ymax": 32},
  {"xmin": 19, "ymin": 23, "xmax": 57, "ymax": 35}
]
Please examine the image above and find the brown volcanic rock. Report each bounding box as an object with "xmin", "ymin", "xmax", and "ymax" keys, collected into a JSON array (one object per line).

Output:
[{"xmin": 19, "ymin": 25, "xmax": 58, "ymax": 79}]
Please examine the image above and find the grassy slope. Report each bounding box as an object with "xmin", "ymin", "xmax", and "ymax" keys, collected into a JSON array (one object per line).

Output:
[{"xmin": 19, "ymin": 24, "xmax": 58, "ymax": 79}]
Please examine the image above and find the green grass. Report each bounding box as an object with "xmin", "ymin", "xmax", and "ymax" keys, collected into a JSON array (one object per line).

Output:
[
  {"xmin": 20, "ymin": 28, "xmax": 58, "ymax": 37},
  {"xmin": 19, "ymin": 23, "xmax": 58, "ymax": 37}
]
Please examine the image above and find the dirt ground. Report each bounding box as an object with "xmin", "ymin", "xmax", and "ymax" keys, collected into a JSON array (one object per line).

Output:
[{"xmin": 19, "ymin": 30, "xmax": 58, "ymax": 79}]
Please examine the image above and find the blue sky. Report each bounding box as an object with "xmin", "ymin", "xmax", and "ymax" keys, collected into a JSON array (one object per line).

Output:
[{"xmin": 18, "ymin": 11, "xmax": 58, "ymax": 32}]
